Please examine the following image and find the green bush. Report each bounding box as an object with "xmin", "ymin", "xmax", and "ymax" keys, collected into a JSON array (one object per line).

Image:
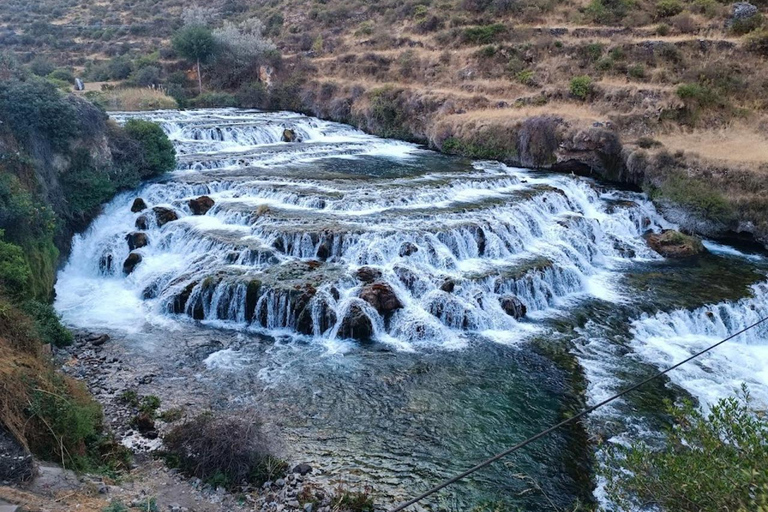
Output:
[
  {"xmin": 29, "ymin": 58, "xmax": 55, "ymax": 77},
  {"xmin": 569, "ymin": 75, "xmax": 593, "ymax": 100},
  {"xmin": 676, "ymin": 83, "xmax": 718, "ymax": 108},
  {"xmin": 746, "ymin": 29, "xmax": 768, "ymax": 56},
  {"xmin": 0, "ymin": 79, "xmax": 78, "ymax": 151},
  {"xmin": 0, "ymin": 234, "xmax": 31, "ymax": 300},
  {"xmin": 462, "ymin": 24, "xmax": 507, "ymax": 44},
  {"xmin": 61, "ymin": 149, "xmax": 116, "ymax": 218},
  {"xmin": 602, "ymin": 388, "xmax": 768, "ymax": 511},
  {"xmin": 584, "ymin": 0, "xmax": 630, "ymax": 24},
  {"xmin": 654, "ymin": 171, "xmax": 735, "ymax": 221},
  {"xmin": 48, "ymin": 68, "xmax": 75, "ymax": 84},
  {"xmin": 21, "ymin": 300, "xmax": 73, "ymax": 347},
  {"xmin": 656, "ymin": 0, "xmax": 684, "ymax": 17},
  {"xmin": 730, "ymin": 13, "xmax": 764, "ymax": 35},
  {"xmin": 189, "ymin": 91, "xmax": 239, "ymax": 108},
  {"xmin": 628, "ymin": 64, "xmax": 645, "ymax": 79},
  {"xmin": 123, "ymin": 119, "xmax": 176, "ymax": 179}
]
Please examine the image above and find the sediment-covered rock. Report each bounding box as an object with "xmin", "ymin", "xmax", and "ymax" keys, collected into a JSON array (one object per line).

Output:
[
  {"xmin": 153, "ymin": 206, "xmax": 179, "ymax": 227},
  {"xmin": 355, "ymin": 266, "xmax": 382, "ymax": 283},
  {"xmin": 646, "ymin": 230, "xmax": 706, "ymax": 258},
  {"xmin": 282, "ymin": 128, "xmax": 298, "ymax": 142}
]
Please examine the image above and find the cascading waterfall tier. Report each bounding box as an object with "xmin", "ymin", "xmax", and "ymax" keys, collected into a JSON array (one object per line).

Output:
[{"xmin": 56, "ymin": 109, "xmax": 670, "ymax": 349}]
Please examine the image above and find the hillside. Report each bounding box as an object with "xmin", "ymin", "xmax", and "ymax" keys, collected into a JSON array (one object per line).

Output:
[{"xmin": 3, "ymin": 0, "xmax": 768, "ymax": 245}]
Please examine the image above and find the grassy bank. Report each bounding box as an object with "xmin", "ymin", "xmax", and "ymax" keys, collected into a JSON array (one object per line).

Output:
[{"xmin": 0, "ymin": 57, "xmax": 176, "ymax": 477}]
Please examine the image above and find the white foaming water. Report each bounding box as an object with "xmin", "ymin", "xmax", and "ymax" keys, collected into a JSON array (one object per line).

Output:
[
  {"xmin": 56, "ymin": 109, "xmax": 671, "ymax": 351},
  {"xmin": 630, "ymin": 281, "xmax": 768, "ymax": 408}
]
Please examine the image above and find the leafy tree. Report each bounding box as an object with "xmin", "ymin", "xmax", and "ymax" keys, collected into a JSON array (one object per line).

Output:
[
  {"xmin": 29, "ymin": 57, "xmax": 55, "ymax": 77},
  {"xmin": 123, "ymin": 119, "xmax": 176, "ymax": 178},
  {"xmin": 172, "ymin": 25, "xmax": 215, "ymax": 93},
  {"xmin": 211, "ymin": 18, "xmax": 276, "ymax": 89},
  {"xmin": 0, "ymin": 79, "xmax": 78, "ymax": 151},
  {"xmin": 602, "ymin": 388, "xmax": 768, "ymax": 511},
  {"xmin": 0, "ymin": 232, "xmax": 32, "ymax": 300}
]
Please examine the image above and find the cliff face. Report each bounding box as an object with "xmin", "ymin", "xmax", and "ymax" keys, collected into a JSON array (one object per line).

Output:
[{"xmin": 292, "ymin": 78, "xmax": 768, "ymax": 247}]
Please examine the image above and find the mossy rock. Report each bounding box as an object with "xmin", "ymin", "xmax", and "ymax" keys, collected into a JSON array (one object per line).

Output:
[{"xmin": 646, "ymin": 229, "xmax": 706, "ymax": 258}]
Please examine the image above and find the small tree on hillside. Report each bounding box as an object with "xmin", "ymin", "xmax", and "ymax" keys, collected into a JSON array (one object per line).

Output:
[
  {"xmin": 172, "ymin": 25, "xmax": 215, "ymax": 93},
  {"xmin": 211, "ymin": 18, "xmax": 276, "ymax": 89}
]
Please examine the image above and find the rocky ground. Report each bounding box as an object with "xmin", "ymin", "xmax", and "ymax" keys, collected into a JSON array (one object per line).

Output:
[{"xmin": 1, "ymin": 330, "xmax": 378, "ymax": 512}]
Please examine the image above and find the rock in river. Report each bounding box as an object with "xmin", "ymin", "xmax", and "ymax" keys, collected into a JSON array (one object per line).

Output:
[
  {"xmin": 131, "ymin": 197, "xmax": 148, "ymax": 212},
  {"xmin": 123, "ymin": 252, "xmax": 143, "ymax": 275},
  {"xmin": 188, "ymin": 195, "xmax": 215, "ymax": 215},
  {"xmin": 646, "ymin": 230, "xmax": 706, "ymax": 258},
  {"xmin": 499, "ymin": 295, "xmax": 527, "ymax": 319},
  {"xmin": 126, "ymin": 232, "xmax": 149, "ymax": 251},
  {"xmin": 359, "ymin": 282, "xmax": 403, "ymax": 315},
  {"xmin": 338, "ymin": 304, "xmax": 374, "ymax": 340}
]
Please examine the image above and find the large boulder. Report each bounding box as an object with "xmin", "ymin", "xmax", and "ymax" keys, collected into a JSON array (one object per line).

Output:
[
  {"xmin": 359, "ymin": 282, "xmax": 403, "ymax": 315},
  {"xmin": 131, "ymin": 197, "xmax": 148, "ymax": 213},
  {"xmin": 123, "ymin": 252, "xmax": 143, "ymax": 275},
  {"xmin": 126, "ymin": 232, "xmax": 149, "ymax": 251},
  {"xmin": 188, "ymin": 196, "xmax": 215, "ymax": 215},
  {"xmin": 729, "ymin": 2, "xmax": 758, "ymax": 24},
  {"xmin": 646, "ymin": 230, "xmax": 706, "ymax": 258},
  {"xmin": 153, "ymin": 206, "xmax": 179, "ymax": 227},
  {"xmin": 499, "ymin": 295, "xmax": 527, "ymax": 319},
  {"xmin": 338, "ymin": 304, "xmax": 374, "ymax": 340}
]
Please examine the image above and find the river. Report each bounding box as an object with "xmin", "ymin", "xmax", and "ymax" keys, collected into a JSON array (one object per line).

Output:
[{"xmin": 54, "ymin": 109, "xmax": 768, "ymax": 510}]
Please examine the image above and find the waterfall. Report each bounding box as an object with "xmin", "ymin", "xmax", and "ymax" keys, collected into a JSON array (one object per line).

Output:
[
  {"xmin": 56, "ymin": 109, "xmax": 673, "ymax": 350},
  {"xmin": 630, "ymin": 281, "xmax": 768, "ymax": 408}
]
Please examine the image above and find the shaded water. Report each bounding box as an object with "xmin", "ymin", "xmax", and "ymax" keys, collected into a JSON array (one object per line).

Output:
[{"xmin": 55, "ymin": 109, "xmax": 768, "ymax": 509}]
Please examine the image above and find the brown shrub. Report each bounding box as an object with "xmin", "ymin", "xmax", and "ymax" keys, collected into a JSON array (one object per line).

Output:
[{"xmin": 163, "ymin": 412, "xmax": 286, "ymax": 489}]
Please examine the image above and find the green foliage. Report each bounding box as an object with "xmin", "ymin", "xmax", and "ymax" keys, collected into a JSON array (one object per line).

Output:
[
  {"xmin": 676, "ymin": 82, "xmax": 719, "ymax": 109},
  {"xmin": 602, "ymin": 388, "xmax": 768, "ymax": 511},
  {"xmin": 26, "ymin": 375, "xmax": 103, "ymax": 470},
  {"xmin": 584, "ymin": 0, "xmax": 631, "ymax": 24},
  {"xmin": 119, "ymin": 390, "xmax": 140, "ymax": 407},
  {"xmin": 441, "ymin": 135, "xmax": 517, "ymax": 161},
  {"xmin": 516, "ymin": 69, "xmax": 536, "ymax": 86},
  {"xmin": 123, "ymin": 120, "xmax": 176, "ymax": 178},
  {"xmin": 60, "ymin": 149, "xmax": 116, "ymax": 218},
  {"xmin": 189, "ymin": 91, "xmax": 239, "ymax": 108},
  {"xmin": 0, "ymin": 233, "xmax": 32, "ymax": 300},
  {"xmin": 29, "ymin": 58, "xmax": 55, "ymax": 77},
  {"xmin": 746, "ymin": 29, "xmax": 768, "ymax": 56},
  {"xmin": 730, "ymin": 13, "xmax": 764, "ymax": 35},
  {"xmin": 139, "ymin": 395, "xmax": 161, "ymax": 415},
  {"xmin": 102, "ymin": 502, "xmax": 129, "ymax": 512},
  {"xmin": 172, "ymin": 25, "xmax": 216, "ymax": 65},
  {"xmin": 0, "ymin": 78, "xmax": 78, "ymax": 151},
  {"xmin": 462, "ymin": 24, "xmax": 507, "ymax": 45},
  {"xmin": 583, "ymin": 42, "xmax": 604, "ymax": 62},
  {"xmin": 656, "ymin": 0, "xmax": 683, "ymax": 17},
  {"xmin": 48, "ymin": 68, "xmax": 75, "ymax": 84},
  {"xmin": 627, "ymin": 64, "xmax": 645, "ymax": 79},
  {"xmin": 333, "ymin": 487, "xmax": 375, "ymax": 512},
  {"xmin": 367, "ymin": 87, "xmax": 415, "ymax": 140},
  {"xmin": 569, "ymin": 75, "xmax": 593, "ymax": 100},
  {"xmin": 21, "ymin": 300, "xmax": 73, "ymax": 347},
  {"xmin": 654, "ymin": 170, "xmax": 735, "ymax": 221}
]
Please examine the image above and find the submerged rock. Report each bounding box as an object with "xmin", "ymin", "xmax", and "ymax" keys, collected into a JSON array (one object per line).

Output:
[
  {"xmin": 188, "ymin": 195, "xmax": 215, "ymax": 215},
  {"xmin": 359, "ymin": 282, "xmax": 403, "ymax": 315},
  {"xmin": 338, "ymin": 304, "xmax": 374, "ymax": 340},
  {"xmin": 440, "ymin": 279, "xmax": 456, "ymax": 293},
  {"xmin": 293, "ymin": 463, "xmax": 313, "ymax": 475},
  {"xmin": 499, "ymin": 295, "xmax": 527, "ymax": 319},
  {"xmin": 646, "ymin": 230, "xmax": 706, "ymax": 258},
  {"xmin": 123, "ymin": 252, "xmax": 143, "ymax": 275},
  {"xmin": 398, "ymin": 242, "xmax": 419, "ymax": 257},
  {"xmin": 126, "ymin": 232, "xmax": 149, "ymax": 251},
  {"xmin": 131, "ymin": 197, "xmax": 148, "ymax": 213}
]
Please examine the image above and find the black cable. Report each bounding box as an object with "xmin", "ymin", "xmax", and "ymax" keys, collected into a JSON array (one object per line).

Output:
[{"xmin": 389, "ymin": 315, "xmax": 768, "ymax": 512}]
